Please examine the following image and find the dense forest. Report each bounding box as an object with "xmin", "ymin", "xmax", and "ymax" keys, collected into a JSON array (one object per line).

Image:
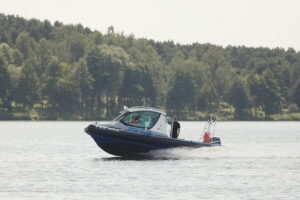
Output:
[{"xmin": 1, "ymin": 13, "xmax": 300, "ymax": 120}]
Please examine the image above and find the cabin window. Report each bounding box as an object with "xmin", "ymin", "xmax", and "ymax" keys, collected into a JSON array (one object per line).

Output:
[
  {"xmin": 120, "ymin": 111, "xmax": 161, "ymax": 129},
  {"xmin": 166, "ymin": 117, "xmax": 173, "ymax": 137}
]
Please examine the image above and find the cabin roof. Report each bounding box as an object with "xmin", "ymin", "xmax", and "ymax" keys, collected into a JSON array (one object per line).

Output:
[{"xmin": 125, "ymin": 106, "xmax": 166, "ymax": 115}]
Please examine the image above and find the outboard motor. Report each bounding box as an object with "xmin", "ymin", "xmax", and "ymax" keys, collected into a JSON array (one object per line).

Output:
[{"xmin": 210, "ymin": 137, "xmax": 221, "ymax": 145}]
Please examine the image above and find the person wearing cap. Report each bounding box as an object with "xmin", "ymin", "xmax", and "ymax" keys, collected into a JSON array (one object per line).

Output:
[{"xmin": 171, "ymin": 115, "xmax": 181, "ymax": 139}]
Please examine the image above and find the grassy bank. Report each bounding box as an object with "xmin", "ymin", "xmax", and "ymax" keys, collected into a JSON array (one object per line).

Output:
[{"xmin": 1, "ymin": 107, "xmax": 300, "ymax": 121}]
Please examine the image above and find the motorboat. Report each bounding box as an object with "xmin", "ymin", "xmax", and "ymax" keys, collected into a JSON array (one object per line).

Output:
[{"xmin": 84, "ymin": 106, "xmax": 221, "ymax": 157}]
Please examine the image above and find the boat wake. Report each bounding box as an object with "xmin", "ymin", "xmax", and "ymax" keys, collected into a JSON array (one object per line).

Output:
[
  {"xmin": 146, "ymin": 146, "xmax": 225, "ymax": 160},
  {"xmin": 109, "ymin": 142, "xmax": 300, "ymax": 161}
]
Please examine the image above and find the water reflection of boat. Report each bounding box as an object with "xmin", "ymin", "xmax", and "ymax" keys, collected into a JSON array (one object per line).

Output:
[{"xmin": 84, "ymin": 106, "xmax": 221, "ymax": 157}]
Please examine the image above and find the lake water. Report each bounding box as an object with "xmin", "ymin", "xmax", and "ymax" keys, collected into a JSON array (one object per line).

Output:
[{"xmin": 0, "ymin": 121, "xmax": 299, "ymax": 200}]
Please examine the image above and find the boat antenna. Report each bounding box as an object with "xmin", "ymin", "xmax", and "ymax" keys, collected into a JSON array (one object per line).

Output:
[
  {"xmin": 211, "ymin": 107, "xmax": 218, "ymax": 137},
  {"xmin": 211, "ymin": 97, "xmax": 221, "ymax": 137}
]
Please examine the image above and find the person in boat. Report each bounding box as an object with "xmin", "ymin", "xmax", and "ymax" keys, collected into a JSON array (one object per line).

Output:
[
  {"xmin": 172, "ymin": 115, "xmax": 181, "ymax": 139},
  {"xmin": 131, "ymin": 114, "xmax": 141, "ymax": 125},
  {"xmin": 203, "ymin": 131, "xmax": 211, "ymax": 143}
]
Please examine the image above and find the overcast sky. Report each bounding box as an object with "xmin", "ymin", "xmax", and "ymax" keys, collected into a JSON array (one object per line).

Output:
[{"xmin": 1, "ymin": 0, "xmax": 300, "ymax": 50}]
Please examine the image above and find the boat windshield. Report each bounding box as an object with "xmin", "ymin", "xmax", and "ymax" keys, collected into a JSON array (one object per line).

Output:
[
  {"xmin": 120, "ymin": 111, "xmax": 161, "ymax": 129},
  {"xmin": 113, "ymin": 110, "xmax": 128, "ymax": 121}
]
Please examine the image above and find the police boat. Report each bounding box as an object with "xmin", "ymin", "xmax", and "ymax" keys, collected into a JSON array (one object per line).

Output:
[{"xmin": 84, "ymin": 106, "xmax": 221, "ymax": 157}]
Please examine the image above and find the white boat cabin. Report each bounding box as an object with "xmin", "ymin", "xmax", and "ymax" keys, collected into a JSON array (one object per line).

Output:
[{"xmin": 106, "ymin": 106, "xmax": 173, "ymax": 137}]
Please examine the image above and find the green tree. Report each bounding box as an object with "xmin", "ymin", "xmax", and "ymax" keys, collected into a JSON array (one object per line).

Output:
[
  {"xmin": 203, "ymin": 46, "xmax": 228, "ymax": 74},
  {"xmin": 228, "ymin": 78, "xmax": 251, "ymax": 119},
  {"xmin": 86, "ymin": 46, "xmax": 105, "ymax": 116},
  {"xmin": 11, "ymin": 48, "xmax": 23, "ymax": 66},
  {"xmin": 166, "ymin": 70, "xmax": 196, "ymax": 116},
  {"xmin": 203, "ymin": 46, "xmax": 231, "ymax": 104},
  {"xmin": 16, "ymin": 64, "xmax": 39, "ymax": 108},
  {"xmin": 0, "ymin": 43, "xmax": 10, "ymax": 62},
  {"xmin": 0, "ymin": 54, "xmax": 10, "ymax": 108},
  {"xmin": 74, "ymin": 58, "xmax": 94, "ymax": 118},
  {"xmin": 118, "ymin": 68, "xmax": 144, "ymax": 107},
  {"xmin": 248, "ymin": 70, "xmax": 282, "ymax": 119},
  {"xmin": 43, "ymin": 57, "xmax": 79, "ymax": 117},
  {"xmin": 197, "ymin": 82, "xmax": 217, "ymax": 111},
  {"xmin": 90, "ymin": 44, "xmax": 131, "ymax": 116},
  {"xmin": 67, "ymin": 33, "xmax": 85, "ymax": 62},
  {"xmin": 43, "ymin": 57, "xmax": 61, "ymax": 108},
  {"xmin": 127, "ymin": 39, "xmax": 163, "ymax": 106},
  {"xmin": 5, "ymin": 65, "xmax": 22, "ymax": 109},
  {"xmin": 118, "ymin": 66, "xmax": 156, "ymax": 107},
  {"xmin": 141, "ymin": 66, "xmax": 157, "ymax": 106},
  {"xmin": 261, "ymin": 70, "xmax": 282, "ymax": 118},
  {"xmin": 15, "ymin": 32, "xmax": 36, "ymax": 59},
  {"xmin": 292, "ymin": 79, "xmax": 300, "ymax": 108},
  {"xmin": 54, "ymin": 74, "xmax": 79, "ymax": 114},
  {"xmin": 34, "ymin": 38, "xmax": 52, "ymax": 77}
]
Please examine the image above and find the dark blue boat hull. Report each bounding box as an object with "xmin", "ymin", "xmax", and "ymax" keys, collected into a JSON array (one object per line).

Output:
[{"xmin": 85, "ymin": 124, "xmax": 221, "ymax": 157}]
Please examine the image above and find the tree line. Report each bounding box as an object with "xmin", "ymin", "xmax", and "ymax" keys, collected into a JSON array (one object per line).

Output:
[{"xmin": 1, "ymin": 13, "xmax": 300, "ymax": 120}]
